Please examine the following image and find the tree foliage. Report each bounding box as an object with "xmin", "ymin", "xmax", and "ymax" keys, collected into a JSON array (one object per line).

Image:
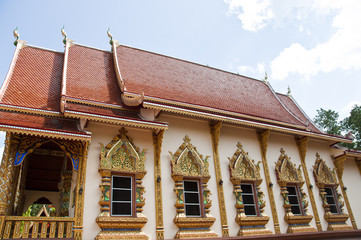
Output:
[{"xmin": 314, "ymin": 105, "xmax": 361, "ymax": 150}]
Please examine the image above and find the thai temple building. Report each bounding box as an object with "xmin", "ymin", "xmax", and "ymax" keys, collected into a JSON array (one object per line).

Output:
[{"xmin": 0, "ymin": 28, "xmax": 360, "ymax": 240}]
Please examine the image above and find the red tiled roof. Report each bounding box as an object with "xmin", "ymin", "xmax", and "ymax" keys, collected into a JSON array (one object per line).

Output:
[
  {"xmin": 65, "ymin": 45, "xmax": 123, "ymax": 105},
  {"xmin": 1, "ymin": 46, "xmax": 63, "ymax": 112},
  {"xmin": 276, "ymin": 93, "xmax": 321, "ymax": 133},
  {"xmin": 115, "ymin": 45, "xmax": 304, "ymax": 127},
  {"xmin": 0, "ymin": 111, "xmax": 90, "ymax": 140}
]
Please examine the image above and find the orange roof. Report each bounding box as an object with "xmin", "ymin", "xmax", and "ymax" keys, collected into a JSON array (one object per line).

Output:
[{"xmin": 0, "ymin": 40, "xmax": 352, "ymax": 142}]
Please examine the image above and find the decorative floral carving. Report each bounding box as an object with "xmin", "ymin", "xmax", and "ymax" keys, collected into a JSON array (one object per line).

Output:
[
  {"xmin": 275, "ymin": 148, "xmax": 315, "ymax": 233},
  {"xmin": 228, "ymin": 142, "xmax": 271, "ymax": 236},
  {"xmin": 313, "ymin": 153, "xmax": 352, "ymax": 231},
  {"xmin": 96, "ymin": 127, "xmax": 148, "ymax": 240},
  {"xmin": 169, "ymin": 135, "xmax": 216, "ymax": 239}
]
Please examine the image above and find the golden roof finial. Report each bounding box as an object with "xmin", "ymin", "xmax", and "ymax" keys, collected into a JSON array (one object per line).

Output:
[
  {"xmin": 107, "ymin": 28, "xmax": 113, "ymax": 45},
  {"xmin": 287, "ymin": 85, "xmax": 291, "ymax": 97},
  {"xmin": 263, "ymin": 71, "xmax": 268, "ymax": 83},
  {"xmin": 13, "ymin": 27, "xmax": 20, "ymax": 46},
  {"xmin": 61, "ymin": 26, "xmax": 67, "ymax": 45}
]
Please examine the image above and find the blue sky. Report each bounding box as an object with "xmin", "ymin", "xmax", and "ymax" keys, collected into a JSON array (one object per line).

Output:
[{"xmin": 0, "ymin": 0, "xmax": 360, "ymax": 153}]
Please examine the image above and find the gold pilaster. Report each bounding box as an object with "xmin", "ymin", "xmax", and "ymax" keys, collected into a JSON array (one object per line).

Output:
[
  {"xmin": 256, "ymin": 130, "xmax": 280, "ymax": 234},
  {"xmin": 296, "ymin": 137, "xmax": 322, "ymax": 231},
  {"xmin": 73, "ymin": 142, "xmax": 89, "ymax": 240},
  {"xmin": 209, "ymin": 121, "xmax": 229, "ymax": 237},
  {"xmin": 333, "ymin": 155, "xmax": 357, "ymax": 229},
  {"xmin": 356, "ymin": 159, "xmax": 361, "ymax": 176},
  {"xmin": 153, "ymin": 130, "xmax": 165, "ymax": 240}
]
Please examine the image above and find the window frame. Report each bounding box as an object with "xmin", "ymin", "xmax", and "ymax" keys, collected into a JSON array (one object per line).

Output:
[
  {"xmin": 286, "ymin": 184, "xmax": 304, "ymax": 216},
  {"xmin": 110, "ymin": 174, "xmax": 135, "ymax": 217},
  {"xmin": 240, "ymin": 182, "xmax": 260, "ymax": 217},
  {"xmin": 323, "ymin": 186, "xmax": 340, "ymax": 214},
  {"xmin": 183, "ymin": 178, "xmax": 204, "ymax": 218}
]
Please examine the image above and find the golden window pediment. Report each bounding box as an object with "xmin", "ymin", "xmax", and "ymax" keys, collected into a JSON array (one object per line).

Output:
[
  {"xmin": 275, "ymin": 148, "xmax": 303, "ymax": 184},
  {"xmin": 313, "ymin": 153, "xmax": 337, "ymax": 186}
]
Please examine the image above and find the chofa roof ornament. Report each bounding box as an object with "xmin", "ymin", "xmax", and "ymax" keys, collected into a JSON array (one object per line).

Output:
[
  {"xmin": 287, "ymin": 85, "xmax": 291, "ymax": 97},
  {"xmin": 108, "ymin": 28, "xmax": 144, "ymax": 107},
  {"xmin": 13, "ymin": 27, "xmax": 20, "ymax": 46},
  {"xmin": 61, "ymin": 26, "xmax": 67, "ymax": 45}
]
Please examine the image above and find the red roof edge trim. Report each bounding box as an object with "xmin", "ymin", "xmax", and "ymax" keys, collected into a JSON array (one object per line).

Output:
[
  {"xmin": 144, "ymin": 101, "xmax": 352, "ymax": 143},
  {"xmin": 0, "ymin": 103, "xmax": 62, "ymax": 117},
  {"xmin": 143, "ymin": 97, "xmax": 307, "ymax": 130},
  {"xmin": 265, "ymin": 82, "xmax": 305, "ymax": 126},
  {"xmin": 65, "ymin": 97, "xmax": 137, "ymax": 111},
  {"xmin": 0, "ymin": 124, "xmax": 91, "ymax": 142},
  {"xmin": 287, "ymin": 94, "xmax": 323, "ymax": 133},
  {"xmin": 64, "ymin": 110, "xmax": 168, "ymax": 130},
  {"xmin": 0, "ymin": 40, "xmax": 24, "ymax": 101}
]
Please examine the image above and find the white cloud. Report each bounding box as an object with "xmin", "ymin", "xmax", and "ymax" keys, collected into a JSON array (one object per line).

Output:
[
  {"xmin": 340, "ymin": 101, "xmax": 361, "ymax": 119},
  {"xmin": 237, "ymin": 63, "xmax": 266, "ymax": 79},
  {"xmin": 271, "ymin": 1, "xmax": 361, "ymax": 80},
  {"xmin": 225, "ymin": 0, "xmax": 274, "ymax": 32}
]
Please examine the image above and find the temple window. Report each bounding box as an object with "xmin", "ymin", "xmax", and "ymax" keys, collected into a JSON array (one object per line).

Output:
[
  {"xmin": 111, "ymin": 175, "xmax": 133, "ymax": 216},
  {"xmin": 313, "ymin": 153, "xmax": 352, "ymax": 230},
  {"xmin": 96, "ymin": 127, "xmax": 148, "ymax": 239},
  {"xmin": 275, "ymin": 148, "xmax": 316, "ymax": 233},
  {"xmin": 228, "ymin": 142, "xmax": 272, "ymax": 236},
  {"xmin": 169, "ymin": 135, "xmax": 217, "ymax": 239}
]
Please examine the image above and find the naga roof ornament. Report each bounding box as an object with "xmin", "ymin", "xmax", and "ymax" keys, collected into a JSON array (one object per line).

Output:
[
  {"xmin": 287, "ymin": 86, "xmax": 291, "ymax": 97},
  {"xmin": 61, "ymin": 26, "xmax": 67, "ymax": 45},
  {"xmin": 13, "ymin": 27, "xmax": 19, "ymax": 46}
]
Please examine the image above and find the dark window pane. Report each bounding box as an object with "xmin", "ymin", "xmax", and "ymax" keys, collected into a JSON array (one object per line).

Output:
[
  {"xmin": 291, "ymin": 206, "xmax": 301, "ymax": 215},
  {"xmin": 244, "ymin": 205, "xmax": 256, "ymax": 216},
  {"xmin": 241, "ymin": 184, "xmax": 252, "ymax": 193},
  {"xmin": 324, "ymin": 188, "xmax": 332, "ymax": 196},
  {"xmin": 113, "ymin": 189, "xmax": 131, "ymax": 201},
  {"xmin": 113, "ymin": 176, "xmax": 131, "ymax": 189},
  {"xmin": 185, "ymin": 192, "xmax": 199, "ymax": 204},
  {"xmin": 242, "ymin": 195, "xmax": 255, "ymax": 204},
  {"xmin": 330, "ymin": 205, "xmax": 338, "ymax": 214},
  {"xmin": 287, "ymin": 186, "xmax": 296, "ymax": 195},
  {"xmin": 184, "ymin": 181, "xmax": 198, "ymax": 192},
  {"xmin": 326, "ymin": 196, "xmax": 335, "ymax": 204},
  {"xmin": 288, "ymin": 196, "xmax": 299, "ymax": 205},
  {"xmin": 185, "ymin": 205, "xmax": 200, "ymax": 216},
  {"xmin": 112, "ymin": 202, "xmax": 131, "ymax": 216}
]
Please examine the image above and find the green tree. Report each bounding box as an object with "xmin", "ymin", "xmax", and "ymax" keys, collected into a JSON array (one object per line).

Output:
[
  {"xmin": 342, "ymin": 105, "xmax": 361, "ymax": 150},
  {"xmin": 313, "ymin": 108, "xmax": 342, "ymax": 135},
  {"xmin": 313, "ymin": 105, "xmax": 361, "ymax": 150}
]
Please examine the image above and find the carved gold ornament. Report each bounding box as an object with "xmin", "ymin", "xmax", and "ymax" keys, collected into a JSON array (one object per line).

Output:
[
  {"xmin": 313, "ymin": 153, "xmax": 352, "ymax": 231},
  {"xmin": 228, "ymin": 142, "xmax": 272, "ymax": 236},
  {"xmin": 169, "ymin": 135, "xmax": 216, "ymax": 239},
  {"xmin": 96, "ymin": 127, "xmax": 148, "ymax": 240},
  {"xmin": 275, "ymin": 148, "xmax": 315, "ymax": 233}
]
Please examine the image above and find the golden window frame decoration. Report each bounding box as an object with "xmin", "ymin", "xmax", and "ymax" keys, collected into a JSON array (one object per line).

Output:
[
  {"xmin": 275, "ymin": 148, "xmax": 316, "ymax": 233},
  {"xmin": 312, "ymin": 153, "xmax": 352, "ymax": 231},
  {"xmin": 169, "ymin": 135, "xmax": 217, "ymax": 239},
  {"xmin": 228, "ymin": 142, "xmax": 272, "ymax": 236},
  {"xmin": 96, "ymin": 127, "xmax": 148, "ymax": 240}
]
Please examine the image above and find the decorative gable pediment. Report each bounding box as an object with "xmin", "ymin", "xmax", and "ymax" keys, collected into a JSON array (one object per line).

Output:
[
  {"xmin": 275, "ymin": 148, "xmax": 303, "ymax": 184},
  {"xmin": 99, "ymin": 127, "xmax": 146, "ymax": 173},
  {"xmin": 313, "ymin": 153, "xmax": 338, "ymax": 186},
  {"xmin": 169, "ymin": 135, "xmax": 210, "ymax": 178},
  {"xmin": 229, "ymin": 142, "xmax": 261, "ymax": 182}
]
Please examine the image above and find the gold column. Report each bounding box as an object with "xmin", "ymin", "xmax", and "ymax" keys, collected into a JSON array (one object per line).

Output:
[
  {"xmin": 256, "ymin": 130, "xmax": 280, "ymax": 234},
  {"xmin": 355, "ymin": 159, "xmax": 361, "ymax": 176},
  {"xmin": 296, "ymin": 137, "xmax": 322, "ymax": 231},
  {"xmin": 153, "ymin": 130, "xmax": 165, "ymax": 240},
  {"xmin": 333, "ymin": 154, "xmax": 357, "ymax": 230},
  {"xmin": 73, "ymin": 142, "xmax": 89, "ymax": 239},
  {"xmin": 209, "ymin": 121, "xmax": 229, "ymax": 237}
]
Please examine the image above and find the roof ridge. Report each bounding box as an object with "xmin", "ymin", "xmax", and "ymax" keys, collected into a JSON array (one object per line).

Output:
[
  {"xmin": 71, "ymin": 42, "xmax": 111, "ymax": 53},
  {"xmin": 25, "ymin": 43, "xmax": 64, "ymax": 54},
  {"xmin": 266, "ymin": 82, "xmax": 306, "ymax": 126},
  {"xmin": 116, "ymin": 44, "xmax": 266, "ymax": 83}
]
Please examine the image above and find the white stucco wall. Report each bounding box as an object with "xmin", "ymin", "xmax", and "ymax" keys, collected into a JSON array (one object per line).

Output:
[
  {"xmin": 342, "ymin": 155, "xmax": 361, "ymax": 228},
  {"xmin": 158, "ymin": 114, "xmax": 222, "ymax": 239},
  {"xmin": 82, "ymin": 122, "xmax": 155, "ymax": 240},
  {"xmin": 218, "ymin": 124, "xmax": 274, "ymax": 236}
]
